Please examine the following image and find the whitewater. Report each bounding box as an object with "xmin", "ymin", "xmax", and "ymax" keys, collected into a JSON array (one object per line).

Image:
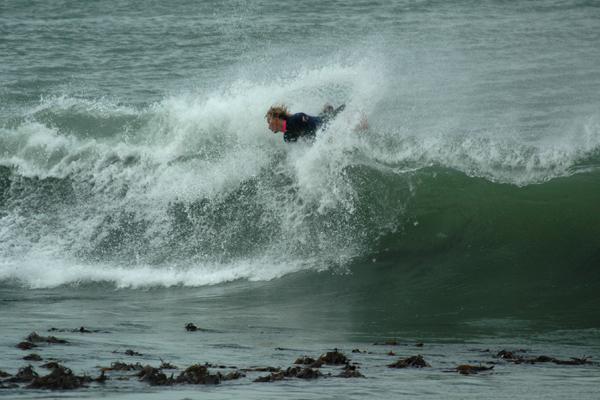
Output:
[{"xmin": 2, "ymin": 62, "xmax": 599, "ymax": 288}]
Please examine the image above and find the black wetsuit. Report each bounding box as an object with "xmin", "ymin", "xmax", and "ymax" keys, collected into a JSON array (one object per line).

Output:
[
  {"xmin": 282, "ymin": 104, "xmax": 345, "ymax": 143},
  {"xmin": 283, "ymin": 113, "xmax": 322, "ymax": 142}
]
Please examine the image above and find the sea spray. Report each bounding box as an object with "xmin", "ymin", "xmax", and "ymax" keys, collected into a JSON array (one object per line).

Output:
[{"xmin": 1, "ymin": 61, "xmax": 600, "ymax": 288}]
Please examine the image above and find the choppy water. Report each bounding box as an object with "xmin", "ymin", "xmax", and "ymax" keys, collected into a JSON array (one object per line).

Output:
[{"xmin": 1, "ymin": 0, "xmax": 600, "ymax": 398}]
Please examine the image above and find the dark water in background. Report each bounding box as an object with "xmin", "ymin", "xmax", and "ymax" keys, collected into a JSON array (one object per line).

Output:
[{"xmin": 1, "ymin": 0, "xmax": 600, "ymax": 398}]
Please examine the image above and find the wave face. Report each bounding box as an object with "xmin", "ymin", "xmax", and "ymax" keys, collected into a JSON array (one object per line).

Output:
[
  {"xmin": 1, "ymin": 72, "xmax": 599, "ymax": 291},
  {"xmin": 1, "ymin": 0, "xmax": 600, "ymax": 299}
]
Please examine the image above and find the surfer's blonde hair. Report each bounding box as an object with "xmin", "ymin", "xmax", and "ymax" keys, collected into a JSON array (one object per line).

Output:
[{"xmin": 265, "ymin": 105, "xmax": 289, "ymax": 121}]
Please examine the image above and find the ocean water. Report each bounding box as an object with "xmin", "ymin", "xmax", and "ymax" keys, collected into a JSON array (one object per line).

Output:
[{"xmin": 1, "ymin": 0, "xmax": 600, "ymax": 398}]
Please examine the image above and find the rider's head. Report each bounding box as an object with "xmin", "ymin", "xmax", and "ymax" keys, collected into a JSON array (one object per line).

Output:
[{"xmin": 265, "ymin": 105, "xmax": 289, "ymax": 133}]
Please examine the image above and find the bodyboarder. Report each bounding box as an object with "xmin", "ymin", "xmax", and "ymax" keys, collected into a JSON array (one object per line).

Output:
[{"xmin": 265, "ymin": 104, "xmax": 346, "ymax": 142}]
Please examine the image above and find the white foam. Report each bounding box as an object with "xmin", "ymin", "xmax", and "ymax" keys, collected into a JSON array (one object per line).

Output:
[
  {"xmin": 0, "ymin": 253, "xmax": 316, "ymax": 289},
  {"xmin": 353, "ymin": 115, "xmax": 600, "ymax": 186},
  {"xmin": 2, "ymin": 58, "xmax": 600, "ymax": 289},
  {"xmin": 28, "ymin": 94, "xmax": 139, "ymax": 119}
]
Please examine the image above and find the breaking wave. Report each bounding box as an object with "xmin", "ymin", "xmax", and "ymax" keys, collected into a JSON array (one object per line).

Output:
[{"xmin": 1, "ymin": 62, "xmax": 600, "ymax": 289}]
